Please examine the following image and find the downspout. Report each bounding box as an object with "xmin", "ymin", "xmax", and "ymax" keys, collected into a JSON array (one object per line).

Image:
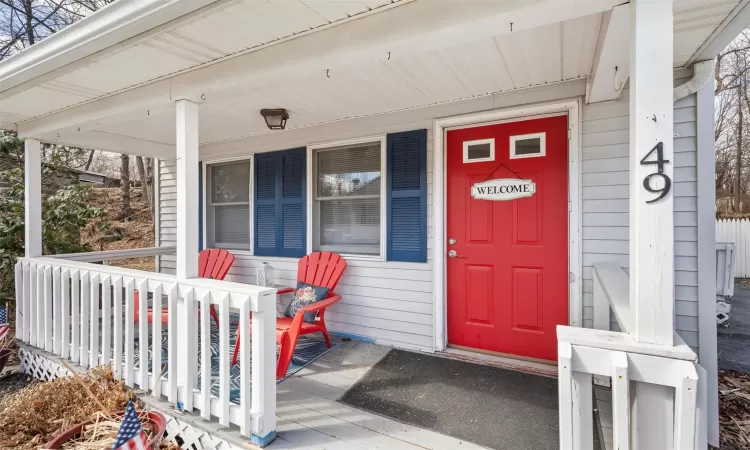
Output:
[{"xmin": 673, "ymin": 59, "xmax": 713, "ymax": 102}]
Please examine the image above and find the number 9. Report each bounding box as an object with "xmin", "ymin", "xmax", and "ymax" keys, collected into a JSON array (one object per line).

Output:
[{"xmin": 643, "ymin": 173, "xmax": 671, "ymax": 204}]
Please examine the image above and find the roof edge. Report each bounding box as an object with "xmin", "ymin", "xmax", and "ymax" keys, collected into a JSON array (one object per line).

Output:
[
  {"xmin": 686, "ymin": 0, "xmax": 750, "ymax": 66},
  {"xmin": 0, "ymin": 0, "xmax": 221, "ymax": 93}
]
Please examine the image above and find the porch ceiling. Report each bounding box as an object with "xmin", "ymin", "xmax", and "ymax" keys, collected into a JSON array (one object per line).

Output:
[{"xmin": 0, "ymin": 0, "xmax": 743, "ymax": 155}]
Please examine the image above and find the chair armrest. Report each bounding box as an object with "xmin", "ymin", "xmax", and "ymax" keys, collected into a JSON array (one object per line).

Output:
[
  {"xmin": 276, "ymin": 287, "xmax": 296, "ymax": 295},
  {"xmin": 298, "ymin": 294, "xmax": 342, "ymax": 313}
]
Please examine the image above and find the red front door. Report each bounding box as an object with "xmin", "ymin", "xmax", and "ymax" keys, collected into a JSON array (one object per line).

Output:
[{"xmin": 446, "ymin": 115, "xmax": 569, "ymax": 362}]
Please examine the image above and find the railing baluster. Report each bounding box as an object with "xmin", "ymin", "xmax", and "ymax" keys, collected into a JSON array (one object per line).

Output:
[
  {"xmin": 80, "ymin": 271, "xmax": 90, "ymax": 369},
  {"xmin": 181, "ymin": 288, "xmax": 196, "ymax": 412},
  {"xmin": 611, "ymin": 351, "xmax": 630, "ymax": 450},
  {"xmin": 572, "ymin": 371, "xmax": 593, "ymax": 450},
  {"xmin": 200, "ymin": 291, "xmax": 211, "ymax": 420},
  {"xmin": 52, "ymin": 266, "xmax": 61, "ymax": 355},
  {"xmin": 22, "ymin": 262, "xmax": 30, "ymax": 343},
  {"xmin": 124, "ymin": 278, "xmax": 135, "ymax": 387},
  {"xmin": 152, "ymin": 283, "xmax": 163, "ymax": 398},
  {"xmin": 167, "ymin": 284, "xmax": 178, "ymax": 404},
  {"xmin": 90, "ymin": 274, "xmax": 100, "ymax": 368},
  {"xmin": 137, "ymin": 279, "xmax": 149, "ymax": 389},
  {"xmin": 14, "ymin": 262, "xmax": 22, "ymax": 341},
  {"xmin": 113, "ymin": 276, "xmax": 123, "ymax": 379},
  {"xmin": 240, "ymin": 295, "xmax": 251, "ymax": 437},
  {"xmin": 29, "ymin": 263, "xmax": 37, "ymax": 347},
  {"xmin": 219, "ymin": 292, "xmax": 230, "ymax": 427},
  {"xmin": 558, "ymin": 342, "xmax": 574, "ymax": 450},
  {"xmin": 101, "ymin": 276, "xmax": 111, "ymax": 367},
  {"xmin": 43, "ymin": 265, "xmax": 52, "ymax": 352},
  {"xmin": 71, "ymin": 270, "xmax": 80, "ymax": 363},
  {"xmin": 674, "ymin": 372, "xmax": 698, "ymax": 448},
  {"xmin": 61, "ymin": 269, "xmax": 71, "ymax": 359}
]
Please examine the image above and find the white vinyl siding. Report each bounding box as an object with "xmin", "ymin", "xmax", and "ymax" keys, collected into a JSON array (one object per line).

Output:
[
  {"xmin": 158, "ymin": 159, "xmax": 177, "ymax": 274},
  {"xmin": 580, "ymin": 68, "xmax": 699, "ymax": 350}
]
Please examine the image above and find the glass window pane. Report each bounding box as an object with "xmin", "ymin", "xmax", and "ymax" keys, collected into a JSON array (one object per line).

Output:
[
  {"xmin": 318, "ymin": 198, "xmax": 380, "ymax": 255},
  {"xmin": 210, "ymin": 205, "xmax": 250, "ymax": 249},
  {"xmin": 467, "ymin": 142, "xmax": 492, "ymax": 160},
  {"xmin": 514, "ymin": 137, "xmax": 542, "ymax": 156},
  {"xmin": 317, "ymin": 142, "xmax": 381, "ymax": 197},
  {"xmin": 211, "ymin": 162, "xmax": 250, "ymax": 203}
]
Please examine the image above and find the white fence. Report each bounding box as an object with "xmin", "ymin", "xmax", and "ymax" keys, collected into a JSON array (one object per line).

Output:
[
  {"xmin": 14, "ymin": 253, "xmax": 278, "ymax": 443},
  {"xmin": 717, "ymin": 219, "xmax": 749, "ymax": 278}
]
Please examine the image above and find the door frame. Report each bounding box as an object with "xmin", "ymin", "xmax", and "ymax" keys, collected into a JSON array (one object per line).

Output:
[{"xmin": 432, "ymin": 99, "xmax": 582, "ymax": 352}]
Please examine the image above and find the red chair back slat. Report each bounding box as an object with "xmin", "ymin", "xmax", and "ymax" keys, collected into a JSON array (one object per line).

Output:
[
  {"xmin": 198, "ymin": 248, "xmax": 235, "ymax": 280},
  {"xmin": 296, "ymin": 251, "xmax": 346, "ymax": 292}
]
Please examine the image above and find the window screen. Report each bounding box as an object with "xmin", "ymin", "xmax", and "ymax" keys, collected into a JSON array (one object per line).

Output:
[
  {"xmin": 314, "ymin": 141, "xmax": 382, "ymax": 256},
  {"xmin": 207, "ymin": 161, "xmax": 250, "ymax": 250}
]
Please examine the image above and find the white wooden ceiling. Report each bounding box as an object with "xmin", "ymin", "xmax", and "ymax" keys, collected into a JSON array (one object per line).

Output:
[{"xmin": 0, "ymin": 0, "xmax": 743, "ymax": 153}]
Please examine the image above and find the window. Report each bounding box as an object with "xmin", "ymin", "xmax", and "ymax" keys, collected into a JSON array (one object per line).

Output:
[
  {"xmin": 463, "ymin": 138, "xmax": 495, "ymax": 163},
  {"xmin": 207, "ymin": 160, "xmax": 251, "ymax": 250},
  {"xmin": 313, "ymin": 139, "xmax": 384, "ymax": 256},
  {"xmin": 510, "ymin": 132, "xmax": 545, "ymax": 159}
]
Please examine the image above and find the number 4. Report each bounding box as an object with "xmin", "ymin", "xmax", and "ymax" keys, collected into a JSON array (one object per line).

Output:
[{"xmin": 640, "ymin": 142, "xmax": 669, "ymax": 173}]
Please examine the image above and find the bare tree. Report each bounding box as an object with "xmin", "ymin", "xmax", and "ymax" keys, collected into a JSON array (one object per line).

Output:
[
  {"xmin": 0, "ymin": 1, "xmax": 115, "ymax": 61},
  {"xmin": 119, "ymin": 153, "xmax": 131, "ymax": 220},
  {"xmin": 135, "ymin": 155, "xmax": 153, "ymax": 219}
]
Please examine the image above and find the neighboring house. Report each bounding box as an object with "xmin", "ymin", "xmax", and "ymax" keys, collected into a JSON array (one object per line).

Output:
[
  {"xmin": 2, "ymin": 0, "xmax": 744, "ymax": 448},
  {"xmin": 0, "ymin": 153, "xmax": 112, "ymax": 189}
]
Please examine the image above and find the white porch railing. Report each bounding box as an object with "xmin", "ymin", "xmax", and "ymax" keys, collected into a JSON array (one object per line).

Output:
[
  {"xmin": 13, "ymin": 252, "xmax": 278, "ymax": 443},
  {"xmin": 716, "ymin": 242, "xmax": 735, "ymax": 297},
  {"xmin": 557, "ymin": 263, "xmax": 705, "ymax": 450}
]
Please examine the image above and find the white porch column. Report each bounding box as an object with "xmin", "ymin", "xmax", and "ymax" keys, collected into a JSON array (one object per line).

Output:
[
  {"xmin": 175, "ymin": 99, "xmax": 200, "ymax": 280},
  {"xmin": 24, "ymin": 138, "xmax": 42, "ymax": 258},
  {"xmin": 629, "ymin": 0, "xmax": 674, "ymax": 346},
  {"xmin": 175, "ymin": 99, "xmax": 199, "ymax": 405},
  {"xmin": 629, "ymin": 2, "xmax": 676, "ymax": 450}
]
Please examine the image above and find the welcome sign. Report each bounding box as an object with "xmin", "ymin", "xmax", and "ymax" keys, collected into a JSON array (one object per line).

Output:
[{"xmin": 471, "ymin": 178, "xmax": 536, "ymax": 201}]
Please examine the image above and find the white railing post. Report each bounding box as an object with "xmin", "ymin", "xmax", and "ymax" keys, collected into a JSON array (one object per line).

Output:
[
  {"xmin": 611, "ymin": 351, "xmax": 630, "ymax": 450},
  {"xmin": 629, "ymin": 2, "xmax": 676, "ymax": 448},
  {"xmin": 250, "ymin": 289, "xmax": 277, "ymax": 445},
  {"xmin": 175, "ymin": 99, "xmax": 200, "ymax": 412},
  {"xmin": 558, "ymin": 342, "xmax": 574, "ymax": 450},
  {"xmin": 15, "ymin": 262, "xmax": 23, "ymax": 341},
  {"xmin": 22, "ymin": 262, "xmax": 30, "ymax": 343},
  {"xmin": 24, "ymin": 139, "xmax": 42, "ymax": 259}
]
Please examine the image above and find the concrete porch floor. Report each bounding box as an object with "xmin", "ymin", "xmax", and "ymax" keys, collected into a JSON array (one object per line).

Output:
[{"xmin": 271, "ymin": 339, "xmax": 491, "ymax": 450}]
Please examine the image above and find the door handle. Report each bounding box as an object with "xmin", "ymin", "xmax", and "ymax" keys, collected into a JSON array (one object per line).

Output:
[{"xmin": 448, "ymin": 250, "xmax": 466, "ymax": 258}]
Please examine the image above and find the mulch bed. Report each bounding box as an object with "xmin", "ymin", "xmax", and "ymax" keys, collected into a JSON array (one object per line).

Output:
[
  {"xmin": 0, "ymin": 373, "xmax": 35, "ymax": 406},
  {"xmin": 720, "ymin": 370, "xmax": 750, "ymax": 449}
]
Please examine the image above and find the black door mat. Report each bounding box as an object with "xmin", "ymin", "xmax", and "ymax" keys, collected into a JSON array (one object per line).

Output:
[{"xmin": 338, "ymin": 349, "xmax": 601, "ymax": 450}]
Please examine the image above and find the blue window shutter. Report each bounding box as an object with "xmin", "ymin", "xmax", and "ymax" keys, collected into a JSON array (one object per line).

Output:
[
  {"xmin": 254, "ymin": 148, "xmax": 306, "ymax": 257},
  {"xmin": 387, "ymin": 130, "xmax": 427, "ymax": 262},
  {"xmin": 198, "ymin": 161, "xmax": 204, "ymax": 251},
  {"xmin": 279, "ymin": 149, "xmax": 306, "ymax": 257}
]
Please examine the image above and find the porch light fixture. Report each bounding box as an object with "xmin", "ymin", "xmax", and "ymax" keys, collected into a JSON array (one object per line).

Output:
[{"xmin": 260, "ymin": 108, "xmax": 289, "ymax": 130}]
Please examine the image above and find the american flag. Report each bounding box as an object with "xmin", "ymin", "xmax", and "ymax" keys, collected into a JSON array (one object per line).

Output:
[
  {"xmin": 112, "ymin": 400, "xmax": 148, "ymax": 450},
  {"xmin": 0, "ymin": 304, "xmax": 9, "ymax": 341}
]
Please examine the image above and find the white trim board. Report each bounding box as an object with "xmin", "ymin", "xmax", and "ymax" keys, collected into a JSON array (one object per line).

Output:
[{"xmin": 432, "ymin": 99, "xmax": 582, "ymax": 352}]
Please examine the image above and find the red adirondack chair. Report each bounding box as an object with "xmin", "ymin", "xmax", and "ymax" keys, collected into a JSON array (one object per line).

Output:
[
  {"xmin": 134, "ymin": 248, "xmax": 235, "ymax": 325},
  {"xmin": 231, "ymin": 251, "xmax": 347, "ymax": 379}
]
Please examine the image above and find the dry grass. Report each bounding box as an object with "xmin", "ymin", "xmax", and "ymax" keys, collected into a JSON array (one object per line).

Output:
[
  {"xmin": 0, "ymin": 367, "xmax": 134, "ymax": 449},
  {"xmin": 720, "ymin": 370, "xmax": 750, "ymax": 449}
]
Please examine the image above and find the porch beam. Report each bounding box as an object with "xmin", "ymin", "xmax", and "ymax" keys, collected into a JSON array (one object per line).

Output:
[
  {"xmin": 586, "ymin": 3, "xmax": 630, "ymax": 103},
  {"xmin": 175, "ymin": 99, "xmax": 199, "ymax": 280},
  {"xmin": 629, "ymin": 0, "xmax": 674, "ymax": 347},
  {"xmin": 24, "ymin": 138, "xmax": 42, "ymax": 257}
]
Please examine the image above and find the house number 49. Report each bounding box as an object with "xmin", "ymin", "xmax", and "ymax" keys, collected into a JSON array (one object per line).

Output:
[{"xmin": 639, "ymin": 141, "xmax": 671, "ymax": 204}]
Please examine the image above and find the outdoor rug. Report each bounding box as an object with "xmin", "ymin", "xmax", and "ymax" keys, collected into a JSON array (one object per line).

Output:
[
  {"xmin": 131, "ymin": 314, "xmax": 338, "ymax": 404},
  {"xmin": 339, "ymin": 349, "xmax": 600, "ymax": 450}
]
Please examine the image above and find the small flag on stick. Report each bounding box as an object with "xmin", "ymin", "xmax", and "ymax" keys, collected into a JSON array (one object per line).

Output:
[
  {"xmin": 112, "ymin": 400, "xmax": 148, "ymax": 450},
  {"xmin": 0, "ymin": 303, "xmax": 9, "ymax": 342}
]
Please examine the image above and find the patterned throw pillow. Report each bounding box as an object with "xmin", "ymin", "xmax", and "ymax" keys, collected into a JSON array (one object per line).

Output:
[{"xmin": 286, "ymin": 282, "xmax": 330, "ymax": 323}]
